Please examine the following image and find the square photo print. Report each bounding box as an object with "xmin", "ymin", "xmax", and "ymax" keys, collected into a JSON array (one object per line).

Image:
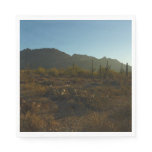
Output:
[{"xmin": 19, "ymin": 17, "xmax": 135, "ymax": 136}]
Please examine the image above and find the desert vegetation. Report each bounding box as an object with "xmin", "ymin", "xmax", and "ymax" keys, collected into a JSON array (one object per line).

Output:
[{"xmin": 20, "ymin": 62, "xmax": 131, "ymax": 132}]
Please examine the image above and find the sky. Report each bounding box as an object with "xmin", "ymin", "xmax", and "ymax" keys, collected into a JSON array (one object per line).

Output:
[{"xmin": 20, "ymin": 20, "xmax": 132, "ymax": 65}]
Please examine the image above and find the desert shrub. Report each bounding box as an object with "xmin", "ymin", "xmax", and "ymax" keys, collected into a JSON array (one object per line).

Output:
[
  {"xmin": 77, "ymin": 70, "xmax": 90, "ymax": 78},
  {"xmin": 63, "ymin": 66, "xmax": 90, "ymax": 78},
  {"xmin": 84, "ymin": 95, "xmax": 108, "ymax": 111},
  {"xmin": 77, "ymin": 110, "xmax": 131, "ymax": 132},
  {"xmin": 48, "ymin": 68, "xmax": 59, "ymax": 76},
  {"xmin": 21, "ymin": 83, "xmax": 48, "ymax": 97},
  {"xmin": 78, "ymin": 112, "xmax": 114, "ymax": 132},
  {"xmin": 31, "ymin": 100, "xmax": 58, "ymax": 114},
  {"xmin": 20, "ymin": 70, "xmax": 35, "ymax": 83},
  {"xmin": 20, "ymin": 111, "xmax": 47, "ymax": 131},
  {"xmin": 20, "ymin": 111, "xmax": 61, "ymax": 132},
  {"xmin": 64, "ymin": 67, "xmax": 75, "ymax": 76},
  {"xmin": 57, "ymin": 68, "xmax": 65, "ymax": 76},
  {"xmin": 36, "ymin": 67, "xmax": 46, "ymax": 75},
  {"xmin": 20, "ymin": 99, "xmax": 32, "ymax": 114}
]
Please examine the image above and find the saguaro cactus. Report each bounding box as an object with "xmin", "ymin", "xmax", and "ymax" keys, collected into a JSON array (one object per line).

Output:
[
  {"xmin": 126, "ymin": 63, "xmax": 128, "ymax": 76},
  {"xmin": 120, "ymin": 64, "xmax": 124, "ymax": 74},
  {"xmin": 105, "ymin": 61, "xmax": 111, "ymax": 72},
  {"xmin": 104, "ymin": 61, "xmax": 111, "ymax": 78}
]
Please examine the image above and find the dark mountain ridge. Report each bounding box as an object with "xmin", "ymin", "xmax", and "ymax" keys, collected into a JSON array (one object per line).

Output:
[{"xmin": 20, "ymin": 48, "xmax": 131, "ymax": 72}]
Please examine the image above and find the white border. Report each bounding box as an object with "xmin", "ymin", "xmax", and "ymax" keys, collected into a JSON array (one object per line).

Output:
[{"xmin": 17, "ymin": 15, "xmax": 136, "ymax": 137}]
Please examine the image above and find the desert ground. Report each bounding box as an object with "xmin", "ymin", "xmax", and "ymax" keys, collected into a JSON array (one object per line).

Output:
[{"xmin": 20, "ymin": 67, "xmax": 131, "ymax": 132}]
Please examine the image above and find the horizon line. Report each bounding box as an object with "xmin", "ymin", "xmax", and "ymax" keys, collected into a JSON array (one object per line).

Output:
[{"xmin": 20, "ymin": 47, "xmax": 131, "ymax": 66}]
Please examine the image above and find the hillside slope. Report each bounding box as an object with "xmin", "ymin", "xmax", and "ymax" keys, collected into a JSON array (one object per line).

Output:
[{"xmin": 20, "ymin": 48, "xmax": 131, "ymax": 72}]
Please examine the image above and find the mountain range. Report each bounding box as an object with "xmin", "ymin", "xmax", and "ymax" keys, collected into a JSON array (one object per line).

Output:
[{"xmin": 20, "ymin": 48, "xmax": 131, "ymax": 72}]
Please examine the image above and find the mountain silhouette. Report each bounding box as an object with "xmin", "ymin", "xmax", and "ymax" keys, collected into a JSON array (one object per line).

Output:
[{"xmin": 20, "ymin": 48, "xmax": 131, "ymax": 72}]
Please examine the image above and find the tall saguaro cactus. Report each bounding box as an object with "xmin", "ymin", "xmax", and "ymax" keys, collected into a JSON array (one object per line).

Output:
[
  {"xmin": 104, "ymin": 61, "xmax": 111, "ymax": 78},
  {"xmin": 120, "ymin": 64, "xmax": 124, "ymax": 74},
  {"xmin": 126, "ymin": 63, "xmax": 128, "ymax": 76},
  {"xmin": 105, "ymin": 61, "xmax": 111, "ymax": 72}
]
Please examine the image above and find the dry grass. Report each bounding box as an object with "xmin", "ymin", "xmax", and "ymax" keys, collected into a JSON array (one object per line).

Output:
[{"xmin": 20, "ymin": 69, "xmax": 131, "ymax": 132}]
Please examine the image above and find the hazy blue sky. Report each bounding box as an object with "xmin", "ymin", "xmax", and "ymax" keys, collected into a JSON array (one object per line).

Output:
[{"xmin": 20, "ymin": 20, "xmax": 132, "ymax": 65}]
